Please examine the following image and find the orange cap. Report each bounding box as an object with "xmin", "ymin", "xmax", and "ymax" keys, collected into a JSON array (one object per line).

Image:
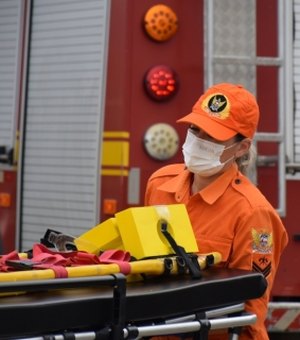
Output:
[{"xmin": 177, "ymin": 83, "xmax": 260, "ymax": 141}]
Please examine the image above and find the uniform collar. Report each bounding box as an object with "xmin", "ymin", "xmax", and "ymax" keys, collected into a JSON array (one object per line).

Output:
[
  {"xmin": 157, "ymin": 163, "xmax": 239, "ymax": 204},
  {"xmin": 199, "ymin": 163, "xmax": 239, "ymax": 204}
]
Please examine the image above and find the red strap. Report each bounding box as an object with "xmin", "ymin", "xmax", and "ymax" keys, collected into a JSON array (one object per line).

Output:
[
  {"xmin": 33, "ymin": 264, "xmax": 68, "ymax": 278},
  {"xmin": 33, "ymin": 244, "xmax": 132, "ymax": 274},
  {"xmin": 71, "ymin": 251, "xmax": 101, "ymax": 265},
  {"xmin": 33, "ymin": 243, "xmax": 78, "ymax": 260},
  {"xmin": 0, "ymin": 251, "xmax": 20, "ymax": 272},
  {"xmin": 31, "ymin": 250, "xmax": 68, "ymax": 278},
  {"xmin": 0, "ymin": 244, "xmax": 131, "ymax": 276},
  {"xmin": 99, "ymin": 249, "xmax": 131, "ymax": 275},
  {"xmin": 32, "ymin": 244, "xmax": 131, "ymax": 274}
]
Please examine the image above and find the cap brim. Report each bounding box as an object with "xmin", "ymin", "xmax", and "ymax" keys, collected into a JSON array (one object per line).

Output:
[{"xmin": 177, "ymin": 112, "xmax": 237, "ymax": 141}]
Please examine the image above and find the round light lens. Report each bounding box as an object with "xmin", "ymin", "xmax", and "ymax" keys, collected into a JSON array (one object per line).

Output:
[
  {"xmin": 143, "ymin": 4, "xmax": 178, "ymax": 42},
  {"xmin": 144, "ymin": 123, "xmax": 179, "ymax": 161},
  {"xmin": 144, "ymin": 65, "xmax": 178, "ymax": 101}
]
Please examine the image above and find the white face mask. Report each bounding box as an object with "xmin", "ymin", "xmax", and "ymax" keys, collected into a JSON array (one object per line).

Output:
[{"xmin": 182, "ymin": 130, "xmax": 235, "ymax": 177}]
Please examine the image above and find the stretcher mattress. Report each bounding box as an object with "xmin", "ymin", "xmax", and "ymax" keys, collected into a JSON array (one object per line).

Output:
[{"xmin": 0, "ymin": 267, "xmax": 267, "ymax": 338}]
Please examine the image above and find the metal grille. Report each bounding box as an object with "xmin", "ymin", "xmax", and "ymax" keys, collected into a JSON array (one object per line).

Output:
[
  {"xmin": 0, "ymin": 0, "xmax": 21, "ymax": 150},
  {"xmin": 205, "ymin": 0, "xmax": 256, "ymax": 93},
  {"xmin": 19, "ymin": 0, "xmax": 110, "ymax": 251}
]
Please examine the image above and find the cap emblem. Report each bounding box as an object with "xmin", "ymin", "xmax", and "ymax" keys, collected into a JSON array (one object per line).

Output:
[{"xmin": 201, "ymin": 93, "xmax": 230, "ymax": 120}]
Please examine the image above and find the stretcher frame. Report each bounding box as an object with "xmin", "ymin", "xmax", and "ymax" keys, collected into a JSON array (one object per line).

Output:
[
  {"xmin": 14, "ymin": 307, "xmax": 256, "ymax": 340},
  {"xmin": 0, "ymin": 267, "xmax": 267, "ymax": 340}
]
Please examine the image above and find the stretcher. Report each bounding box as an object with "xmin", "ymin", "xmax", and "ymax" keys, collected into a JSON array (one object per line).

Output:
[
  {"xmin": 0, "ymin": 206, "xmax": 267, "ymax": 339},
  {"xmin": 0, "ymin": 266, "xmax": 267, "ymax": 339}
]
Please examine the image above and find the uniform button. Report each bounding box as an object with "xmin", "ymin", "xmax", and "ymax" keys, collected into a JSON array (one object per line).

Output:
[
  {"xmin": 176, "ymin": 195, "xmax": 181, "ymax": 201},
  {"xmin": 235, "ymin": 178, "xmax": 241, "ymax": 184}
]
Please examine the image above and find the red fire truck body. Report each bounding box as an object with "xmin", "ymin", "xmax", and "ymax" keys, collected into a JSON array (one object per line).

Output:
[{"xmin": 0, "ymin": 0, "xmax": 299, "ymax": 335}]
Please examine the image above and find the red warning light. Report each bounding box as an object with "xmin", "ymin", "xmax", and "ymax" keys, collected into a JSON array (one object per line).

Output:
[{"xmin": 144, "ymin": 65, "xmax": 178, "ymax": 101}]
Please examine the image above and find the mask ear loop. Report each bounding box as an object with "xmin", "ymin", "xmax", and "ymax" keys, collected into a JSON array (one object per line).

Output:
[
  {"xmin": 220, "ymin": 142, "xmax": 239, "ymax": 166},
  {"xmin": 223, "ymin": 141, "xmax": 239, "ymax": 151}
]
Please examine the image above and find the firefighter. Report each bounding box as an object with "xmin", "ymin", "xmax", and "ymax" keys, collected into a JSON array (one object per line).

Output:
[{"xmin": 145, "ymin": 83, "xmax": 288, "ymax": 340}]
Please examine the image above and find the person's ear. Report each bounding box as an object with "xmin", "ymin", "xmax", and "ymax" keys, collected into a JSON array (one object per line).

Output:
[{"xmin": 235, "ymin": 138, "xmax": 251, "ymax": 158}]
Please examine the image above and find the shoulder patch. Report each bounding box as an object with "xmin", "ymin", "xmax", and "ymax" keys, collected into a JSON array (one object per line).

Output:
[
  {"xmin": 252, "ymin": 228, "xmax": 273, "ymax": 278},
  {"xmin": 252, "ymin": 228, "xmax": 273, "ymax": 254}
]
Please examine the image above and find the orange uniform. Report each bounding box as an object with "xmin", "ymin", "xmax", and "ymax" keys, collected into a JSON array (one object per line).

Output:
[{"xmin": 145, "ymin": 162, "xmax": 288, "ymax": 340}]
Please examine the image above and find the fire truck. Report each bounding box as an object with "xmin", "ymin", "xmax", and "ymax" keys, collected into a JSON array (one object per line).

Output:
[{"xmin": 0, "ymin": 0, "xmax": 299, "ymax": 337}]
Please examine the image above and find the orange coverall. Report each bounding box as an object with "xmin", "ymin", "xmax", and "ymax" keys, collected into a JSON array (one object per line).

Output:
[{"xmin": 144, "ymin": 163, "xmax": 288, "ymax": 340}]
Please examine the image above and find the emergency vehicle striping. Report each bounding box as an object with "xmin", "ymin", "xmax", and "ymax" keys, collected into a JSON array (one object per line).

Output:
[{"xmin": 101, "ymin": 131, "xmax": 130, "ymax": 176}]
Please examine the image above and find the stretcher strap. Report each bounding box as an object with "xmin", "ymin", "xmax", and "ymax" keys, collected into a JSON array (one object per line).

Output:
[
  {"xmin": 160, "ymin": 220, "xmax": 202, "ymax": 279},
  {"xmin": 34, "ymin": 244, "xmax": 131, "ymax": 274},
  {"xmin": 99, "ymin": 249, "xmax": 131, "ymax": 275},
  {"xmin": 0, "ymin": 250, "xmax": 19, "ymax": 272},
  {"xmin": 0, "ymin": 244, "xmax": 131, "ymax": 277},
  {"xmin": 30, "ymin": 247, "xmax": 69, "ymax": 278}
]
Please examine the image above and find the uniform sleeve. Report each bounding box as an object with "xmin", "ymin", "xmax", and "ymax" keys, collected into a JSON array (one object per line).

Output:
[
  {"xmin": 144, "ymin": 177, "xmax": 153, "ymax": 206},
  {"xmin": 144, "ymin": 175, "xmax": 163, "ymax": 206},
  {"xmin": 144, "ymin": 164, "xmax": 185, "ymax": 206},
  {"xmin": 229, "ymin": 206, "xmax": 288, "ymax": 339}
]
